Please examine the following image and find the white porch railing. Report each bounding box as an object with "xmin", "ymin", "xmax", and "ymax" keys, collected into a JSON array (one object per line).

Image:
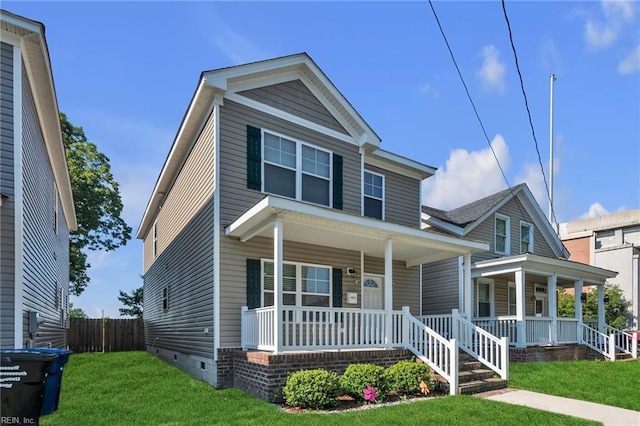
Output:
[
  {"xmin": 581, "ymin": 323, "xmax": 616, "ymax": 360},
  {"xmin": 526, "ymin": 318, "xmax": 552, "ymax": 345},
  {"xmin": 415, "ymin": 314, "xmax": 452, "ymax": 338},
  {"xmin": 472, "ymin": 317, "xmax": 517, "ymax": 345},
  {"xmin": 557, "ymin": 318, "xmax": 579, "ymax": 343},
  {"xmin": 606, "ymin": 326, "xmax": 638, "ymax": 359},
  {"xmin": 453, "ymin": 310, "xmax": 509, "ymax": 380},
  {"xmin": 403, "ymin": 308, "xmax": 458, "ymax": 395}
]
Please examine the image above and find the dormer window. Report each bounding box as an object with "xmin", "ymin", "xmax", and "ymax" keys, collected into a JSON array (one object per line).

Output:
[
  {"xmin": 520, "ymin": 221, "xmax": 534, "ymax": 253},
  {"xmin": 495, "ymin": 214, "xmax": 510, "ymax": 255},
  {"xmin": 363, "ymin": 170, "xmax": 384, "ymax": 220}
]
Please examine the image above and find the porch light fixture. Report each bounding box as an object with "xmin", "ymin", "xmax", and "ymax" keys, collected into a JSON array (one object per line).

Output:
[
  {"xmin": 530, "ymin": 294, "xmax": 536, "ymax": 302},
  {"xmin": 346, "ymin": 267, "xmax": 357, "ymax": 278},
  {"xmin": 604, "ymin": 294, "xmax": 610, "ymax": 304},
  {"xmin": 580, "ymin": 292, "xmax": 587, "ymax": 303}
]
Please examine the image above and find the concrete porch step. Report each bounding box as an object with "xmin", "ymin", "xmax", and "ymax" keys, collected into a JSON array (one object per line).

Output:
[
  {"xmin": 615, "ymin": 352, "xmax": 635, "ymax": 361},
  {"xmin": 458, "ymin": 378, "xmax": 509, "ymax": 395}
]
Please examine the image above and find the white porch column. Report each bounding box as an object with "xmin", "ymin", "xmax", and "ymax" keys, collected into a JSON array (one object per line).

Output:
[
  {"xmin": 463, "ymin": 253, "xmax": 472, "ymax": 318},
  {"xmin": 515, "ymin": 269, "xmax": 526, "ymax": 348},
  {"xmin": 273, "ymin": 219, "xmax": 283, "ymax": 354},
  {"xmin": 548, "ymin": 274, "xmax": 557, "ymax": 345},
  {"xmin": 385, "ymin": 239, "xmax": 393, "ymax": 349},
  {"xmin": 597, "ymin": 283, "xmax": 606, "ymax": 333},
  {"xmin": 574, "ymin": 278, "xmax": 583, "ymax": 342}
]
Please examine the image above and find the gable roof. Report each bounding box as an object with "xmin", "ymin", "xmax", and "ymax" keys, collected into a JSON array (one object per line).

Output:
[
  {"xmin": 0, "ymin": 10, "xmax": 76, "ymax": 230},
  {"xmin": 422, "ymin": 183, "xmax": 568, "ymax": 258},
  {"xmin": 138, "ymin": 53, "xmax": 428, "ymax": 238}
]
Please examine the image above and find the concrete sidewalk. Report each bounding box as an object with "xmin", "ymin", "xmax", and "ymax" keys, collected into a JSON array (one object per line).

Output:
[{"xmin": 481, "ymin": 389, "xmax": 640, "ymax": 426}]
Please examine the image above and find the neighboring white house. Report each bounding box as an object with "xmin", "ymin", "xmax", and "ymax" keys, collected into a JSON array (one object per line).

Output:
[{"xmin": 560, "ymin": 210, "xmax": 640, "ymax": 329}]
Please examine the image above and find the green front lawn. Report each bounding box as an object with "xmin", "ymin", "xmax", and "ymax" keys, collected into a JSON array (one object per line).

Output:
[
  {"xmin": 41, "ymin": 352, "xmax": 599, "ymax": 426},
  {"xmin": 510, "ymin": 359, "xmax": 640, "ymax": 411}
]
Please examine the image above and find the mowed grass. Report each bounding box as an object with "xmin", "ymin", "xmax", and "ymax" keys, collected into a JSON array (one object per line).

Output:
[
  {"xmin": 510, "ymin": 359, "xmax": 640, "ymax": 411},
  {"xmin": 41, "ymin": 351, "xmax": 600, "ymax": 426}
]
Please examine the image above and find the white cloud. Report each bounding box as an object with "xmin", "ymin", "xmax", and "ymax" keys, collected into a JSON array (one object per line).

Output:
[
  {"xmin": 617, "ymin": 45, "xmax": 640, "ymax": 74},
  {"xmin": 541, "ymin": 37, "xmax": 563, "ymax": 75},
  {"xmin": 580, "ymin": 202, "xmax": 610, "ymax": 219},
  {"xmin": 477, "ymin": 45, "xmax": 506, "ymax": 93},
  {"xmin": 419, "ymin": 83, "xmax": 439, "ymax": 99},
  {"xmin": 422, "ymin": 135, "xmax": 510, "ymax": 210},
  {"xmin": 585, "ymin": 0, "xmax": 637, "ymax": 50}
]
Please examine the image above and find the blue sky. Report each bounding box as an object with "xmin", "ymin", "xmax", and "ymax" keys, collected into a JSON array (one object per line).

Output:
[{"xmin": 6, "ymin": 1, "xmax": 639, "ymax": 318}]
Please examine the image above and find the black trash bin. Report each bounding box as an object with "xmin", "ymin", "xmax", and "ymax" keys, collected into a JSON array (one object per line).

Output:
[
  {"xmin": 29, "ymin": 348, "xmax": 73, "ymax": 415},
  {"xmin": 0, "ymin": 350, "xmax": 57, "ymax": 425}
]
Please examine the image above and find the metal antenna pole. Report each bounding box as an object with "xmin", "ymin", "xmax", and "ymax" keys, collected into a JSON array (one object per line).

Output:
[{"xmin": 549, "ymin": 74, "xmax": 556, "ymax": 223}]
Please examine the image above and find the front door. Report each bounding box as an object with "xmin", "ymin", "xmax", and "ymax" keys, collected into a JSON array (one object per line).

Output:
[
  {"xmin": 362, "ymin": 276, "xmax": 383, "ymax": 310},
  {"xmin": 535, "ymin": 297, "xmax": 547, "ymax": 317}
]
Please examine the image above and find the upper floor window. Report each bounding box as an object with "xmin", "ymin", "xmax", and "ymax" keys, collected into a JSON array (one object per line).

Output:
[
  {"xmin": 263, "ymin": 131, "xmax": 331, "ymax": 207},
  {"xmin": 363, "ymin": 170, "xmax": 384, "ymax": 220},
  {"xmin": 495, "ymin": 214, "xmax": 510, "ymax": 255},
  {"xmin": 153, "ymin": 222, "xmax": 158, "ymax": 258},
  {"xmin": 53, "ymin": 182, "xmax": 59, "ymax": 235},
  {"xmin": 520, "ymin": 221, "xmax": 534, "ymax": 253}
]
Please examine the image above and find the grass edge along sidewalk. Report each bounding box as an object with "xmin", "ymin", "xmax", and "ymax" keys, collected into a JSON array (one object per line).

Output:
[
  {"xmin": 509, "ymin": 359, "xmax": 640, "ymax": 411},
  {"xmin": 41, "ymin": 351, "xmax": 600, "ymax": 426}
]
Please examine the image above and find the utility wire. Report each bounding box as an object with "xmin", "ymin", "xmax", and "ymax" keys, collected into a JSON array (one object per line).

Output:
[
  {"xmin": 427, "ymin": 0, "xmax": 528, "ymax": 220},
  {"xmin": 501, "ymin": 0, "xmax": 558, "ymax": 226}
]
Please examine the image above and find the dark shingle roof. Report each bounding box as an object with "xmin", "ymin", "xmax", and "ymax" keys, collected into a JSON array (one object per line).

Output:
[{"xmin": 422, "ymin": 183, "xmax": 526, "ymax": 228}]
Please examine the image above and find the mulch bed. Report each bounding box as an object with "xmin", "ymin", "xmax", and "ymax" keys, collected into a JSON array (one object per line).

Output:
[{"xmin": 280, "ymin": 390, "xmax": 449, "ymax": 413}]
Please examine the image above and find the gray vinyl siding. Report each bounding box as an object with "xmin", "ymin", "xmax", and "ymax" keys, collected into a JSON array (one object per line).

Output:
[
  {"xmin": 238, "ymin": 80, "xmax": 348, "ymax": 136},
  {"xmin": 469, "ymin": 197, "xmax": 556, "ymax": 263},
  {"xmin": 219, "ymin": 98, "xmax": 361, "ymax": 223},
  {"xmin": 142, "ymin": 110, "xmax": 215, "ymax": 273},
  {"xmin": 21, "ymin": 64, "xmax": 69, "ymax": 348},
  {"xmin": 143, "ymin": 200, "xmax": 214, "ymax": 357},
  {"xmin": 475, "ymin": 279, "xmax": 537, "ymax": 317},
  {"xmin": 366, "ymin": 165, "xmax": 420, "ymax": 228},
  {"xmin": 0, "ymin": 42, "xmax": 15, "ymax": 347},
  {"xmin": 421, "ymin": 257, "xmax": 459, "ymax": 315}
]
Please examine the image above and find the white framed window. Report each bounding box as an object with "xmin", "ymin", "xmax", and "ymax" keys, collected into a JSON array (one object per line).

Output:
[
  {"xmin": 495, "ymin": 214, "xmax": 510, "ymax": 255},
  {"xmin": 162, "ymin": 286, "xmax": 169, "ymax": 311},
  {"xmin": 363, "ymin": 170, "xmax": 384, "ymax": 220},
  {"xmin": 476, "ymin": 279, "xmax": 494, "ymax": 317},
  {"xmin": 263, "ymin": 130, "xmax": 332, "ymax": 207},
  {"xmin": 153, "ymin": 222, "xmax": 158, "ymax": 258},
  {"xmin": 520, "ymin": 221, "xmax": 534, "ymax": 253},
  {"xmin": 508, "ymin": 282, "xmax": 516, "ymax": 316},
  {"xmin": 261, "ymin": 260, "xmax": 331, "ymax": 308}
]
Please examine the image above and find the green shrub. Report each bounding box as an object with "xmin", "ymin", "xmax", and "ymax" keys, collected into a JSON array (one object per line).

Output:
[
  {"xmin": 386, "ymin": 360, "xmax": 432, "ymax": 395},
  {"xmin": 339, "ymin": 363, "xmax": 389, "ymax": 401},
  {"xmin": 282, "ymin": 369, "xmax": 340, "ymax": 409}
]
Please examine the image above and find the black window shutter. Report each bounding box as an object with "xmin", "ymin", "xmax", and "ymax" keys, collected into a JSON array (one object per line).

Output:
[
  {"xmin": 246, "ymin": 259, "xmax": 261, "ymax": 309},
  {"xmin": 332, "ymin": 154, "xmax": 343, "ymax": 210},
  {"xmin": 332, "ymin": 268, "xmax": 343, "ymax": 308},
  {"xmin": 247, "ymin": 125, "xmax": 262, "ymax": 190}
]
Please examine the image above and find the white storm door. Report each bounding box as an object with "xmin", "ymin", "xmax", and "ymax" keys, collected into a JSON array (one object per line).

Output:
[{"xmin": 362, "ymin": 276, "xmax": 383, "ymax": 310}]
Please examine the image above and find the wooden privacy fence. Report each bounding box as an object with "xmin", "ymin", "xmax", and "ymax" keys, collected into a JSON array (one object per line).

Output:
[{"xmin": 68, "ymin": 318, "xmax": 144, "ymax": 353}]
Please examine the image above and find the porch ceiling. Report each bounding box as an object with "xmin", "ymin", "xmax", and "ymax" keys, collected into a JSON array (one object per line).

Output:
[
  {"xmin": 225, "ymin": 196, "xmax": 489, "ymax": 267},
  {"xmin": 473, "ymin": 253, "xmax": 617, "ymax": 284}
]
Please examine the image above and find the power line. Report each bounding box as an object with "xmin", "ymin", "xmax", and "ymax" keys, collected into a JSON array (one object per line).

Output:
[
  {"xmin": 501, "ymin": 0, "xmax": 558, "ymax": 226},
  {"xmin": 427, "ymin": 0, "xmax": 528, "ymax": 219}
]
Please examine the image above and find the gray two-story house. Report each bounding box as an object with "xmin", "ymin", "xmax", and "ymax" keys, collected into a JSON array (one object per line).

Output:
[
  {"xmin": 137, "ymin": 53, "xmax": 495, "ymax": 399},
  {"xmin": 0, "ymin": 10, "xmax": 76, "ymax": 349}
]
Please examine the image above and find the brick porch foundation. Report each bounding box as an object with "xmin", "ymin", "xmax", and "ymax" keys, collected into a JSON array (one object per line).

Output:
[
  {"xmin": 509, "ymin": 344, "xmax": 603, "ymax": 362},
  {"xmin": 218, "ymin": 348, "xmax": 414, "ymax": 402}
]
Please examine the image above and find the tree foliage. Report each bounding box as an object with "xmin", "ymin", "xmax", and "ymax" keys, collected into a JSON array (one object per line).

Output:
[
  {"xmin": 118, "ymin": 287, "xmax": 143, "ymax": 318},
  {"xmin": 69, "ymin": 302, "xmax": 88, "ymax": 319},
  {"xmin": 558, "ymin": 284, "xmax": 632, "ymax": 329},
  {"xmin": 61, "ymin": 113, "xmax": 131, "ymax": 295}
]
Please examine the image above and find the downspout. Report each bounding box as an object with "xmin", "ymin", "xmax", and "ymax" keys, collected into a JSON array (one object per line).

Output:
[{"xmin": 213, "ymin": 97, "xmax": 222, "ymax": 362}]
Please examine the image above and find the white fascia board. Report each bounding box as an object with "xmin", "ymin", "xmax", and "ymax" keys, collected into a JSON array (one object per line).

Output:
[
  {"xmin": 367, "ymin": 149, "xmax": 436, "ymax": 178},
  {"xmin": 0, "ymin": 11, "xmax": 41, "ymax": 34},
  {"xmin": 421, "ymin": 215, "xmax": 464, "ymax": 236},
  {"xmin": 226, "ymin": 93, "xmax": 356, "ymax": 145},
  {"xmin": 137, "ymin": 79, "xmax": 214, "ymax": 238}
]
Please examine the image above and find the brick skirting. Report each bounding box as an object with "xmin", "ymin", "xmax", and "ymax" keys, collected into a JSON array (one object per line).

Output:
[
  {"xmin": 509, "ymin": 344, "xmax": 604, "ymax": 362},
  {"xmin": 218, "ymin": 348, "xmax": 414, "ymax": 402}
]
